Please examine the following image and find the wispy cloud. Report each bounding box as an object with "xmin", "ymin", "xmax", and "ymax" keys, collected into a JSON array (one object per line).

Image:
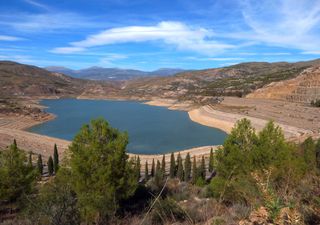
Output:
[
  {"xmin": 0, "ymin": 12, "xmax": 101, "ymax": 32},
  {"xmin": 98, "ymin": 54, "xmax": 128, "ymax": 66},
  {"xmin": 186, "ymin": 56, "xmax": 243, "ymax": 61},
  {"xmin": 51, "ymin": 21, "xmax": 235, "ymax": 55},
  {"xmin": 24, "ymin": 0, "xmax": 50, "ymax": 10},
  {"xmin": 238, "ymin": 0, "xmax": 320, "ymax": 51},
  {"xmin": 0, "ymin": 35, "xmax": 24, "ymax": 41},
  {"xmin": 302, "ymin": 51, "xmax": 320, "ymax": 55},
  {"xmin": 0, "ymin": 54, "xmax": 34, "ymax": 63}
]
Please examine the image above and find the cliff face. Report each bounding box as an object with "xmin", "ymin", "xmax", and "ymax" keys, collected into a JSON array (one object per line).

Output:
[{"xmin": 246, "ymin": 66, "xmax": 320, "ymax": 103}]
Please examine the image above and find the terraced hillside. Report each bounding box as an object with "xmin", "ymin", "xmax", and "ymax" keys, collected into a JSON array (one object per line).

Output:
[{"xmin": 247, "ymin": 66, "xmax": 320, "ymax": 104}]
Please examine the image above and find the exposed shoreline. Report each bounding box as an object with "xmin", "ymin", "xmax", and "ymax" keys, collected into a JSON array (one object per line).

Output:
[
  {"xmin": 0, "ymin": 98, "xmax": 221, "ymax": 162},
  {"xmin": 0, "ymin": 97, "xmax": 315, "ymax": 163}
]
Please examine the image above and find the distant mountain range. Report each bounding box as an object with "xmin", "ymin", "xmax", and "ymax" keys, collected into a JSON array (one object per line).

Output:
[{"xmin": 45, "ymin": 66, "xmax": 186, "ymax": 80}]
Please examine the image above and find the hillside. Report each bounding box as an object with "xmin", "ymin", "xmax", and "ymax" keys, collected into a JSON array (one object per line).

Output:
[
  {"xmin": 0, "ymin": 61, "xmax": 86, "ymax": 98},
  {"xmin": 119, "ymin": 59, "xmax": 320, "ymax": 104},
  {"xmin": 0, "ymin": 61, "xmax": 120, "ymax": 99},
  {"xmin": 247, "ymin": 66, "xmax": 320, "ymax": 103}
]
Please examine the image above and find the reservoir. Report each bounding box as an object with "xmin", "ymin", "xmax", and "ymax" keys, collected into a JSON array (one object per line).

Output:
[{"xmin": 29, "ymin": 99, "xmax": 227, "ymax": 154}]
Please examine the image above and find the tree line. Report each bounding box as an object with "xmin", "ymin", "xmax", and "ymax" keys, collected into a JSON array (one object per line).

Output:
[{"xmin": 136, "ymin": 148, "xmax": 215, "ymax": 186}]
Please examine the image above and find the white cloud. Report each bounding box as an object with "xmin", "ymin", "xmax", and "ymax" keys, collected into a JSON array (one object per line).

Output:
[
  {"xmin": 51, "ymin": 21, "xmax": 235, "ymax": 55},
  {"xmin": 50, "ymin": 47, "xmax": 86, "ymax": 54},
  {"xmin": 239, "ymin": 0, "xmax": 320, "ymax": 51},
  {"xmin": 0, "ymin": 35, "xmax": 24, "ymax": 41}
]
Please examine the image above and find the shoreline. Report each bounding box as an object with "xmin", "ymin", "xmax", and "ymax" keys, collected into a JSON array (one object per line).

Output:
[
  {"xmin": 0, "ymin": 98, "xmax": 221, "ymax": 162},
  {"xmin": 0, "ymin": 97, "xmax": 314, "ymax": 162}
]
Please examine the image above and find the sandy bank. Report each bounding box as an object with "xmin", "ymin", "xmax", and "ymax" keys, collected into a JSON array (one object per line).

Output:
[
  {"xmin": 144, "ymin": 98, "xmax": 196, "ymax": 111},
  {"xmin": 189, "ymin": 105, "xmax": 312, "ymax": 139}
]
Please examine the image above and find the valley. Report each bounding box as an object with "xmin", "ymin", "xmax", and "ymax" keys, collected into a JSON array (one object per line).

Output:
[{"xmin": 1, "ymin": 59, "xmax": 320, "ymax": 159}]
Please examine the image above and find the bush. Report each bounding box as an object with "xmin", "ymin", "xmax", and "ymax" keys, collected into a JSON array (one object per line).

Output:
[
  {"xmin": 25, "ymin": 169, "xmax": 80, "ymax": 225},
  {"xmin": 148, "ymin": 198, "xmax": 189, "ymax": 224},
  {"xmin": 209, "ymin": 119, "xmax": 309, "ymax": 207}
]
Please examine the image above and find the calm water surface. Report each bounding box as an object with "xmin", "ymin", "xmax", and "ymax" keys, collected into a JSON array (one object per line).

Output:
[{"xmin": 28, "ymin": 99, "xmax": 227, "ymax": 154}]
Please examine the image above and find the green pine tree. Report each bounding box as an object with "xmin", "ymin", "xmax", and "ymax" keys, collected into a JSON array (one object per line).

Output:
[
  {"xmin": 28, "ymin": 151, "xmax": 33, "ymax": 167},
  {"xmin": 200, "ymin": 155, "xmax": 206, "ymax": 180},
  {"xmin": 47, "ymin": 156, "xmax": 54, "ymax": 176},
  {"xmin": 151, "ymin": 158, "xmax": 155, "ymax": 177},
  {"xmin": 37, "ymin": 154, "xmax": 43, "ymax": 175},
  {"xmin": 184, "ymin": 153, "xmax": 191, "ymax": 182},
  {"xmin": 177, "ymin": 153, "xmax": 184, "ymax": 181},
  {"xmin": 169, "ymin": 152, "xmax": 176, "ymax": 178},
  {"xmin": 145, "ymin": 161, "xmax": 149, "ymax": 180},
  {"xmin": 68, "ymin": 118, "xmax": 137, "ymax": 222},
  {"xmin": 53, "ymin": 144, "xmax": 59, "ymax": 173},
  {"xmin": 192, "ymin": 156, "xmax": 197, "ymax": 184},
  {"xmin": 0, "ymin": 140, "xmax": 37, "ymax": 202},
  {"xmin": 155, "ymin": 160, "xmax": 163, "ymax": 183},
  {"xmin": 209, "ymin": 148, "xmax": 214, "ymax": 172},
  {"xmin": 137, "ymin": 156, "xmax": 141, "ymax": 179},
  {"xmin": 316, "ymin": 139, "xmax": 320, "ymax": 169},
  {"xmin": 301, "ymin": 137, "xmax": 316, "ymax": 170},
  {"xmin": 161, "ymin": 154, "xmax": 166, "ymax": 175},
  {"xmin": 13, "ymin": 139, "xmax": 17, "ymax": 148}
]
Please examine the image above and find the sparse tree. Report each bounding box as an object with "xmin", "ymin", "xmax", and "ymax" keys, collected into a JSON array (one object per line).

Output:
[
  {"xmin": 177, "ymin": 153, "xmax": 184, "ymax": 181},
  {"xmin": 13, "ymin": 139, "xmax": 17, "ymax": 148},
  {"xmin": 155, "ymin": 160, "xmax": 163, "ymax": 184},
  {"xmin": 169, "ymin": 152, "xmax": 176, "ymax": 178},
  {"xmin": 200, "ymin": 155, "xmax": 206, "ymax": 180},
  {"xmin": 209, "ymin": 148, "xmax": 214, "ymax": 172},
  {"xmin": 316, "ymin": 139, "xmax": 320, "ymax": 169},
  {"xmin": 301, "ymin": 137, "xmax": 316, "ymax": 170},
  {"xmin": 145, "ymin": 161, "xmax": 149, "ymax": 180},
  {"xmin": 37, "ymin": 154, "xmax": 43, "ymax": 175},
  {"xmin": 28, "ymin": 151, "xmax": 33, "ymax": 167},
  {"xmin": 184, "ymin": 153, "xmax": 191, "ymax": 182},
  {"xmin": 53, "ymin": 144, "xmax": 59, "ymax": 173},
  {"xmin": 192, "ymin": 156, "xmax": 197, "ymax": 184},
  {"xmin": 135, "ymin": 156, "xmax": 141, "ymax": 180},
  {"xmin": 48, "ymin": 156, "xmax": 54, "ymax": 176},
  {"xmin": 151, "ymin": 158, "xmax": 155, "ymax": 177},
  {"xmin": 161, "ymin": 154, "xmax": 165, "ymax": 175}
]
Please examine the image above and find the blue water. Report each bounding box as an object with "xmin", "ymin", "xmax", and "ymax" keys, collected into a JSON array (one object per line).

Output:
[{"xmin": 28, "ymin": 99, "xmax": 227, "ymax": 154}]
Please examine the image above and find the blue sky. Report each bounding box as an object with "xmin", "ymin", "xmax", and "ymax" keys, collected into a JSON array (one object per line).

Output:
[{"xmin": 0, "ymin": 0, "xmax": 320, "ymax": 70}]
